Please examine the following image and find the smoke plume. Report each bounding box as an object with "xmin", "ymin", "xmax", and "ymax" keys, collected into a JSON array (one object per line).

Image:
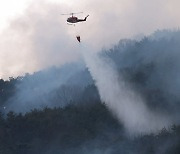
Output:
[
  {"xmin": 1, "ymin": 0, "xmax": 180, "ymax": 79},
  {"xmin": 81, "ymin": 43, "xmax": 172, "ymax": 135}
]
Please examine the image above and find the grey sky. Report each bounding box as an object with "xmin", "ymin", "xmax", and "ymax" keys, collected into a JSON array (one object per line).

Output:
[{"xmin": 0, "ymin": 0, "xmax": 180, "ymax": 79}]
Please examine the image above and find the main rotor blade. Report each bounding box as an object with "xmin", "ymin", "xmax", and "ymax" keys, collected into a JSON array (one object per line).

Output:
[
  {"xmin": 73, "ymin": 12, "xmax": 83, "ymax": 14},
  {"xmin": 61, "ymin": 13, "xmax": 71, "ymax": 15},
  {"xmin": 61, "ymin": 12, "xmax": 83, "ymax": 15}
]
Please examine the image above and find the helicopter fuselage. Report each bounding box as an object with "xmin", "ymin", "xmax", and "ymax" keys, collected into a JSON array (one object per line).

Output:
[
  {"xmin": 67, "ymin": 15, "xmax": 89, "ymax": 23},
  {"xmin": 67, "ymin": 16, "xmax": 78, "ymax": 23}
]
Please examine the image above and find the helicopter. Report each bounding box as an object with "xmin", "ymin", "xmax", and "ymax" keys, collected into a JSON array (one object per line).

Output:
[{"xmin": 62, "ymin": 12, "xmax": 89, "ymax": 24}]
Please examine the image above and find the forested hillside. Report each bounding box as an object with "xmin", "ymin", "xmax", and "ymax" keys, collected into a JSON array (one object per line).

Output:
[
  {"xmin": 0, "ymin": 30, "xmax": 180, "ymax": 153},
  {"xmin": 0, "ymin": 102, "xmax": 180, "ymax": 154}
]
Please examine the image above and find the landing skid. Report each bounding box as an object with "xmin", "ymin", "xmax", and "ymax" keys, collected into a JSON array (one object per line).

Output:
[{"xmin": 67, "ymin": 23, "xmax": 75, "ymax": 26}]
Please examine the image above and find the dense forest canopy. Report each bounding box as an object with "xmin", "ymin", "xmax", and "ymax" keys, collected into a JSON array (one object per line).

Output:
[{"xmin": 0, "ymin": 30, "xmax": 180, "ymax": 153}]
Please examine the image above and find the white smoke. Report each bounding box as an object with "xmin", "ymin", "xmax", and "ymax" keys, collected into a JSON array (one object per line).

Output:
[
  {"xmin": 1, "ymin": 0, "xmax": 180, "ymax": 79},
  {"xmin": 0, "ymin": 2, "xmax": 81, "ymax": 79},
  {"xmin": 0, "ymin": 0, "xmax": 179, "ymax": 135},
  {"xmin": 81, "ymin": 43, "xmax": 171, "ymax": 135}
]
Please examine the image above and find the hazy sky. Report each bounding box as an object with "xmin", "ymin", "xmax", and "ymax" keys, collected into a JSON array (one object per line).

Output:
[{"xmin": 0, "ymin": 0, "xmax": 180, "ymax": 79}]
